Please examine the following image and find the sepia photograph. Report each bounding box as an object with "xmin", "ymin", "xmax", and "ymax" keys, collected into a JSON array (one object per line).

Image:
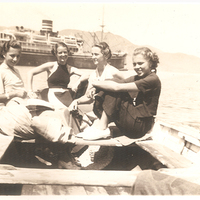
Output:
[{"xmin": 0, "ymin": 0, "xmax": 200, "ymax": 196}]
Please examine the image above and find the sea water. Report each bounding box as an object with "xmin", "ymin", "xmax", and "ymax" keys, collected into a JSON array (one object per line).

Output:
[
  {"xmin": 157, "ymin": 71, "xmax": 200, "ymax": 130},
  {"xmin": 17, "ymin": 66, "xmax": 200, "ymax": 131}
]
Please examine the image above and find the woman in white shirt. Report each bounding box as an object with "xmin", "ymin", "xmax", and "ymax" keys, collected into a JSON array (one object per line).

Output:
[{"xmin": 69, "ymin": 42, "xmax": 119, "ymax": 109}]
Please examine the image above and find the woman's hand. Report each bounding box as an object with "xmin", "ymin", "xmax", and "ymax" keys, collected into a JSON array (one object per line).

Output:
[
  {"xmin": 27, "ymin": 91, "xmax": 38, "ymax": 99},
  {"xmin": 92, "ymin": 80, "xmax": 137, "ymax": 93},
  {"xmin": 87, "ymin": 87, "xmax": 96, "ymax": 99},
  {"xmin": 92, "ymin": 80, "xmax": 115, "ymax": 91},
  {"xmin": 68, "ymin": 99, "xmax": 78, "ymax": 111},
  {"xmin": 71, "ymin": 81, "xmax": 80, "ymax": 93}
]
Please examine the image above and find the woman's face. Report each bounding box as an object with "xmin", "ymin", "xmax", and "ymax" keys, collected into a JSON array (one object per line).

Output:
[
  {"xmin": 56, "ymin": 46, "xmax": 68, "ymax": 65},
  {"xmin": 132, "ymin": 54, "xmax": 151, "ymax": 77},
  {"xmin": 4, "ymin": 47, "xmax": 21, "ymax": 68},
  {"xmin": 91, "ymin": 46, "xmax": 105, "ymax": 66}
]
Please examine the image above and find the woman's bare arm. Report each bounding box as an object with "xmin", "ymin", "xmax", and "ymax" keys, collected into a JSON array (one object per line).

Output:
[
  {"xmin": 92, "ymin": 80, "xmax": 139, "ymax": 92},
  {"xmin": 27, "ymin": 62, "xmax": 55, "ymax": 91}
]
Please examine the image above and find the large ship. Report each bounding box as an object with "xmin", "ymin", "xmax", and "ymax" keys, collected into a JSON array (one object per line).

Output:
[{"xmin": 0, "ymin": 20, "xmax": 127, "ymax": 69}]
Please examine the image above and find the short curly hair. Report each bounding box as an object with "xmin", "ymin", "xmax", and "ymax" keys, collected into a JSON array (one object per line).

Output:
[
  {"xmin": 51, "ymin": 42, "xmax": 69, "ymax": 56},
  {"xmin": 133, "ymin": 47, "xmax": 159, "ymax": 70},
  {"xmin": 93, "ymin": 42, "xmax": 112, "ymax": 60},
  {"xmin": 0, "ymin": 39, "xmax": 21, "ymax": 58}
]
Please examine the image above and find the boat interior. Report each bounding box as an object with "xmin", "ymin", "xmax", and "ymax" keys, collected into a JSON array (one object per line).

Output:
[{"xmin": 0, "ymin": 118, "xmax": 199, "ymax": 195}]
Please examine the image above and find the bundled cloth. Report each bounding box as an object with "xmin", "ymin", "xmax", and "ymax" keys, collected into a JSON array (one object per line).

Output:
[
  {"xmin": 31, "ymin": 108, "xmax": 80, "ymax": 143},
  {"xmin": 0, "ymin": 103, "xmax": 35, "ymax": 139},
  {"xmin": 0, "ymin": 98, "xmax": 81, "ymax": 143}
]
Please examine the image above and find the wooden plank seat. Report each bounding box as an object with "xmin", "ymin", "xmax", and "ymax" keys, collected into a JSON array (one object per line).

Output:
[
  {"xmin": 67, "ymin": 132, "xmax": 152, "ymax": 147},
  {"xmin": 0, "ymin": 165, "xmax": 138, "ymax": 195},
  {"xmin": 15, "ymin": 134, "xmax": 151, "ymax": 147},
  {"xmin": 0, "ymin": 164, "xmax": 133, "ymax": 195},
  {"xmin": 14, "ymin": 124, "xmax": 153, "ymax": 147}
]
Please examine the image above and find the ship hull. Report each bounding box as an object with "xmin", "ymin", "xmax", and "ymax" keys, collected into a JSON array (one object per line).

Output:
[
  {"xmin": 12, "ymin": 51, "xmax": 126, "ymax": 69},
  {"xmin": 17, "ymin": 51, "xmax": 56, "ymax": 66},
  {"xmin": 67, "ymin": 53, "xmax": 126, "ymax": 69}
]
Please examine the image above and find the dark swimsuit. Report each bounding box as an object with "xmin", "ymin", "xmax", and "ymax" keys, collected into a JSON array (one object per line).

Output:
[
  {"xmin": 41, "ymin": 64, "xmax": 74, "ymax": 107},
  {"xmin": 48, "ymin": 64, "xmax": 70, "ymax": 89}
]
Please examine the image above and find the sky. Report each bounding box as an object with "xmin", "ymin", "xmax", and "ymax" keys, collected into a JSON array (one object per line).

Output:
[{"xmin": 1, "ymin": 1, "xmax": 200, "ymax": 58}]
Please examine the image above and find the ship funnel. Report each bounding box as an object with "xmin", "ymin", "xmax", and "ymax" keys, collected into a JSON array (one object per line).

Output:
[{"xmin": 42, "ymin": 20, "xmax": 53, "ymax": 33}]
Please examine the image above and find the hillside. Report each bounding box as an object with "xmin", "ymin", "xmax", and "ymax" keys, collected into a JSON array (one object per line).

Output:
[
  {"xmin": 59, "ymin": 29, "xmax": 200, "ymax": 73},
  {"xmin": 1, "ymin": 26, "xmax": 200, "ymax": 73}
]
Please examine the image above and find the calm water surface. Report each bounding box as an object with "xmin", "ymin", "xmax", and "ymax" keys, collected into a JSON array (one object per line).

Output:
[
  {"xmin": 156, "ymin": 71, "xmax": 200, "ymax": 130},
  {"xmin": 17, "ymin": 66, "xmax": 200, "ymax": 131}
]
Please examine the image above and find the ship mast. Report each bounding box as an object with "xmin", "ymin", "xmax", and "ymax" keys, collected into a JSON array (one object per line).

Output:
[
  {"xmin": 100, "ymin": 5, "xmax": 105, "ymax": 42},
  {"xmin": 87, "ymin": 6, "xmax": 105, "ymax": 48}
]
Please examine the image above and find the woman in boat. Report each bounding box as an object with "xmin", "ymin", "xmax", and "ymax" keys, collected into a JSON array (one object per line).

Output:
[
  {"xmin": 69, "ymin": 42, "xmax": 121, "ymax": 128},
  {"xmin": 78, "ymin": 47, "xmax": 161, "ymax": 140},
  {"xmin": 27, "ymin": 42, "xmax": 89, "ymax": 110},
  {"xmin": 0, "ymin": 39, "xmax": 35, "ymax": 139},
  {"xmin": 68, "ymin": 42, "xmax": 125, "ymax": 169},
  {"xmin": 69, "ymin": 42, "xmax": 120, "ymax": 112},
  {"xmin": 0, "ymin": 39, "xmax": 27, "ymax": 105}
]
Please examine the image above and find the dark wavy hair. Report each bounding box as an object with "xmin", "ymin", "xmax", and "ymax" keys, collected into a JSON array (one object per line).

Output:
[
  {"xmin": 93, "ymin": 42, "xmax": 112, "ymax": 60},
  {"xmin": 51, "ymin": 42, "xmax": 69, "ymax": 56},
  {"xmin": 133, "ymin": 47, "xmax": 159, "ymax": 72},
  {"xmin": 0, "ymin": 39, "xmax": 21, "ymax": 59}
]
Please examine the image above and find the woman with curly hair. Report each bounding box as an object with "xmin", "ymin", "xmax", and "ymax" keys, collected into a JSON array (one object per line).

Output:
[{"xmin": 79, "ymin": 47, "xmax": 161, "ymax": 140}]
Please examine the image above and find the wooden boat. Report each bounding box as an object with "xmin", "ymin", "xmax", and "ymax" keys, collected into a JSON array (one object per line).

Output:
[{"xmin": 0, "ymin": 119, "xmax": 200, "ymax": 195}]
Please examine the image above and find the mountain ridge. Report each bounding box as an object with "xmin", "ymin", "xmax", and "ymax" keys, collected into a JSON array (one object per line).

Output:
[{"xmin": 59, "ymin": 29, "xmax": 200, "ymax": 73}]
